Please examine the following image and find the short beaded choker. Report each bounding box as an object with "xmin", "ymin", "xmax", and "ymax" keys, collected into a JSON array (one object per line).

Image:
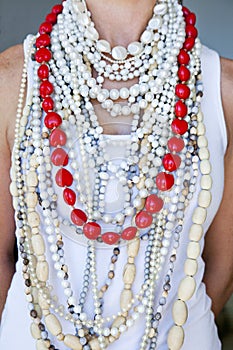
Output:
[{"xmin": 11, "ymin": 1, "xmax": 213, "ymax": 349}]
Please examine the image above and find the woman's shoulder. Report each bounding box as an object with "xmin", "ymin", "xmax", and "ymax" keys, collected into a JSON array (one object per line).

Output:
[
  {"xmin": 0, "ymin": 44, "xmax": 24, "ymax": 150},
  {"xmin": 220, "ymin": 56, "xmax": 233, "ymax": 148}
]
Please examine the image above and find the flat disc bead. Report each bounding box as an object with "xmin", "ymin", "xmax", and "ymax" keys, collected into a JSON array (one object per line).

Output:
[
  {"xmin": 178, "ymin": 276, "xmax": 196, "ymax": 301},
  {"xmin": 112, "ymin": 46, "xmax": 128, "ymax": 60},
  {"xmin": 184, "ymin": 258, "xmax": 198, "ymax": 276},
  {"xmin": 167, "ymin": 325, "xmax": 184, "ymax": 350},
  {"xmin": 172, "ymin": 300, "xmax": 188, "ymax": 326},
  {"xmin": 198, "ymin": 190, "xmax": 212, "ymax": 208}
]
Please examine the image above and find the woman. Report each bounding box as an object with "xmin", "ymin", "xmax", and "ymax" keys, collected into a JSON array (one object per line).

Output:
[{"xmin": 0, "ymin": 0, "xmax": 232, "ymax": 349}]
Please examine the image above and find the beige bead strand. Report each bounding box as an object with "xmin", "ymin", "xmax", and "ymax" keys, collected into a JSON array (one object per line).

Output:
[{"xmin": 168, "ymin": 109, "xmax": 213, "ymax": 350}]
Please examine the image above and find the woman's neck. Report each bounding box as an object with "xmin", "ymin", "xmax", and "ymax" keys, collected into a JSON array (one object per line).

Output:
[{"xmin": 85, "ymin": 0, "xmax": 157, "ymax": 47}]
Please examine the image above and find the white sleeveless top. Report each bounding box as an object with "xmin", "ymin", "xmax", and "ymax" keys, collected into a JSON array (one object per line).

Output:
[{"xmin": 0, "ymin": 39, "xmax": 227, "ymax": 350}]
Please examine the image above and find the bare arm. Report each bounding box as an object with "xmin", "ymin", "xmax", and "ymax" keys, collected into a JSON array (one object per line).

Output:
[
  {"xmin": 202, "ymin": 57, "xmax": 233, "ymax": 317},
  {"xmin": 0, "ymin": 45, "xmax": 24, "ymax": 321}
]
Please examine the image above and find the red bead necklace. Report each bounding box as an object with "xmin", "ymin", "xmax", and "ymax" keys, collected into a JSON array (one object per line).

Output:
[{"xmin": 35, "ymin": 1, "xmax": 198, "ymax": 244}]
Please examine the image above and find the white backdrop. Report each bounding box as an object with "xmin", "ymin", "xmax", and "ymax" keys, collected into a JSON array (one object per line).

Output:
[{"xmin": 0, "ymin": 0, "xmax": 233, "ymax": 58}]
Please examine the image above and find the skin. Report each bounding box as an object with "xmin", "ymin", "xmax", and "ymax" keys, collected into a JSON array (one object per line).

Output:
[{"xmin": 0, "ymin": 0, "xmax": 233, "ymax": 323}]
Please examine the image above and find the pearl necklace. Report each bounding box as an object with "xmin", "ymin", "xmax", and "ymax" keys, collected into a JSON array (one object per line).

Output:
[{"xmin": 10, "ymin": 1, "xmax": 213, "ymax": 350}]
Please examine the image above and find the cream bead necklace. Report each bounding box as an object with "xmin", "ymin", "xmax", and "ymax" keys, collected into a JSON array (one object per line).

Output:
[{"xmin": 10, "ymin": 1, "xmax": 213, "ymax": 349}]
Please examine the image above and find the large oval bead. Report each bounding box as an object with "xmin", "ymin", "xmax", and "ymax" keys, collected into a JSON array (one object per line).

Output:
[
  {"xmin": 38, "ymin": 64, "xmax": 49, "ymax": 80},
  {"xmin": 63, "ymin": 188, "xmax": 76, "ymax": 206},
  {"xmin": 64, "ymin": 334, "xmax": 82, "ymax": 350},
  {"xmin": 135, "ymin": 211, "xmax": 153, "ymax": 228},
  {"xmin": 45, "ymin": 314, "xmax": 62, "ymax": 336},
  {"xmin": 178, "ymin": 276, "xmax": 196, "ymax": 301},
  {"xmin": 44, "ymin": 112, "xmax": 62, "ymax": 129},
  {"xmin": 83, "ymin": 222, "xmax": 101, "ymax": 240},
  {"xmin": 112, "ymin": 46, "xmax": 128, "ymax": 60},
  {"xmin": 50, "ymin": 128, "xmax": 67, "ymax": 147},
  {"xmin": 102, "ymin": 232, "xmax": 120, "ymax": 245},
  {"xmin": 71, "ymin": 209, "xmax": 88, "ymax": 226},
  {"xmin": 51, "ymin": 148, "xmax": 69, "ymax": 166},
  {"xmin": 167, "ymin": 325, "xmax": 184, "ymax": 350},
  {"xmin": 36, "ymin": 261, "xmax": 49, "ymax": 282},
  {"xmin": 55, "ymin": 168, "xmax": 73, "ymax": 187},
  {"xmin": 96, "ymin": 39, "xmax": 111, "ymax": 53},
  {"xmin": 128, "ymin": 42, "xmax": 143, "ymax": 56},
  {"xmin": 172, "ymin": 300, "xmax": 188, "ymax": 326},
  {"xmin": 145, "ymin": 194, "xmax": 164, "ymax": 213},
  {"xmin": 178, "ymin": 49, "xmax": 190, "ymax": 65},
  {"xmin": 183, "ymin": 37, "xmax": 195, "ymax": 51},
  {"xmin": 156, "ymin": 172, "xmax": 174, "ymax": 191},
  {"xmin": 178, "ymin": 65, "xmax": 190, "ymax": 82},
  {"xmin": 184, "ymin": 258, "xmax": 198, "ymax": 276},
  {"xmin": 174, "ymin": 100, "xmax": 188, "ymax": 118},
  {"xmin": 121, "ymin": 226, "xmax": 137, "ymax": 240}
]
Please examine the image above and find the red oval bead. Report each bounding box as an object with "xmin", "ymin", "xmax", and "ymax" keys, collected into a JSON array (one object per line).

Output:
[
  {"xmin": 175, "ymin": 100, "xmax": 188, "ymax": 118},
  {"xmin": 52, "ymin": 4, "xmax": 64, "ymax": 14},
  {"xmin": 145, "ymin": 194, "xmax": 164, "ymax": 214},
  {"xmin": 102, "ymin": 232, "xmax": 120, "ymax": 245},
  {"xmin": 175, "ymin": 84, "xmax": 190, "ymax": 100},
  {"xmin": 178, "ymin": 49, "xmax": 190, "ymax": 65},
  {"xmin": 40, "ymin": 81, "xmax": 54, "ymax": 98},
  {"xmin": 35, "ymin": 48, "xmax": 52, "ymax": 63},
  {"xmin": 36, "ymin": 34, "xmax": 51, "ymax": 48},
  {"xmin": 42, "ymin": 97, "xmax": 54, "ymax": 112},
  {"xmin": 55, "ymin": 168, "xmax": 73, "ymax": 187},
  {"xmin": 135, "ymin": 211, "xmax": 153, "ymax": 229},
  {"xmin": 63, "ymin": 188, "xmax": 76, "ymax": 206},
  {"xmin": 71, "ymin": 209, "xmax": 87, "ymax": 226},
  {"xmin": 186, "ymin": 25, "xmax": 198, "ymax": 39},
  {"xmin": 121, "ymin": 227, "xmax": 137, "ymax": 240},
  {"xmin": 186, "ymin": 13, "xmax": 196, "ymax": 26},
  {"xmin": 51, "ymin": 148, "xmax": 69, "ymax": 166},
  {"xmin": 44, "ymin": 112, "xmax": 62, "ymax": 129},
  {"xmin": 39, "ymin": 21, "xmax": 53, "ymax": 35},
  {"xmin": 38, "ymin": 64, "xmax": 49, "ymax": 80},
  {"xmin": 163, "ymin": 154, "xmax": 181, "ymax": 172},
  {"xmin": 182, "ymin": 6, "xmax": 190, "ymax": 17},
  {"xmin": 178, "ymin": 65, "xmax": 190, "ymax": 82},
  {"xmin": 46, "ymin": 13, "xmax": 58, "ymax": 25},
  {"xmin": 171, "ymin": 118, "xmax": 188, "ymax": 135},
  {"xmin": 83, "ymin": 222, "xmax": 101, "ymax": 240},
  {"xmin": 183, "ymin": 37, "xmax": 195, "ymax": 51},
  {"xmin": 50, "ymin": 128, "xmax": 67, "ymax": 147},
  {"xmin": 156, "ymin": 172, "xmax": 174, "ymax": 191},
  {"xmin": 167, "ymin": 137, "xmax": 185, "ymax": 153}
]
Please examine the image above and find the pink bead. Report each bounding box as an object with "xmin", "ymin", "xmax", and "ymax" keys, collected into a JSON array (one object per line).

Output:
[
  {"xmin": 156, "ymin": 172, "xmax": 174, "ymax": 191},
  {"xmin": 63, "ymin": 188, "xmax": 76, "ymax": 206},
  {"xmin": 135, "ymin": 211, "xmax": 153, "ymax": 229},
  {"xmin": 50, "ymin": 128, "xmax": 67, "ymax": 147},
  {"xmin": 162, "ymin": 153, "xmax": 181, "ymax": 172},
  {"xmin": 83, "ymin": 222, "xmax": 101, "ymax": 240},
  {"xmin": 71, "ymin": 209, "xmax": 88, "ymax": 226},
  {"xmin": 145, "ymin": 194, "xmax": 164, "ymax": 213},
  {"xmin": 121, "ymin": 227, "xmax": 137, "ymax": 240},
  {"xmin": 102, "ymin": 232, "xmax": 120, "ymax": 245},
  {"xmin": 44, "ymin": 112, "xmax": 62, "ymax": 129},
  {"xmin": 55, "ymin": 168, "xmax": 73, "ymax": 187},
  {"xmin": 167, "ymin": 137, "xmax": 185, "ymax": 153},
  {"xmin": 51, "ymin": 148, "xmax": 68, "ymax": 166}
]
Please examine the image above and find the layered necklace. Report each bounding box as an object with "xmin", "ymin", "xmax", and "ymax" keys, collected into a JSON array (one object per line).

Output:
[{"xmin": 11, "ymin": 0, "xmax": 212, "ymax": 349}]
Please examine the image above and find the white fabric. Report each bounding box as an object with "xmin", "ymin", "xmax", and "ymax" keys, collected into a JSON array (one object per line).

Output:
[{"xmin": 0, "ymin": 39, "xmax": 226, "ymax": 350}]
